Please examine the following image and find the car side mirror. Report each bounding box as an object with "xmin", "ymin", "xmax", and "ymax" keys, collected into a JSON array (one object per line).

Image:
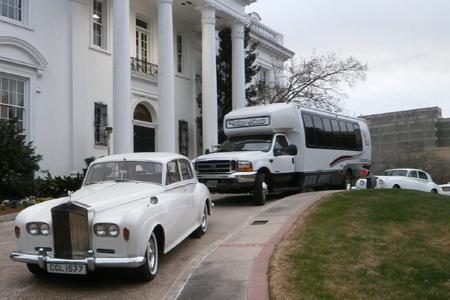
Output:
[{"xmin": 288, "ymin": 144, "xmax": 298, "ymax": 156}]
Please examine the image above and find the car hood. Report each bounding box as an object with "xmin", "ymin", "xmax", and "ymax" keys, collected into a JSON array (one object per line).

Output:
[
  {"xmin": 69, "ymin": 181, "xmax": 163, "ymax": 212},
  {"xmin": 16, "ymin": 182, "xmax": 163, "ymax": 223},
  {"xmin": 195, "ymin": 151, "xmax": 267, "ymax": 161}
]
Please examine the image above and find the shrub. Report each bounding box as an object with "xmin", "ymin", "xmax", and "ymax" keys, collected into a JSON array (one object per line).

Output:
[
  {"xmin": 34, "ymin": 172, "xmax": 84, "ymax": 198},
  {"xmin": 0, "ymin": 120, "xmax": 42, "ymax": 199}
]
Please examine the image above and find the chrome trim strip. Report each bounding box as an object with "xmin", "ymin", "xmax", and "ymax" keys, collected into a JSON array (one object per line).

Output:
[{"xmin": 10, "ymin": 251, "xmax": 146, "ymax": 270}]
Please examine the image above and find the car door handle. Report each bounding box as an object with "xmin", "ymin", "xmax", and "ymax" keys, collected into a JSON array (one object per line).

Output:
[{"xmin": 291, "ymin": 158, "xmax": 295, "ymax": 164}]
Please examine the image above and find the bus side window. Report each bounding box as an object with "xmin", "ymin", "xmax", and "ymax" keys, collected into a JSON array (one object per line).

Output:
[
  {"xmin": 313, "ymin": 115, "xmax": 324, "ymax": 148},
  {"xmin": 302, "ymin": 113, "xmax": 315, "ymax": 147},
  {"xmin": 346, "ymin": 122, "xmax": 356, "ymax": 150},
  {"xmin": 322, "ymin": 118, "xmax": 333, "ymax": 148},
  {"xmin": 353, "ymin": 123, "xmax": 362, "ymax": 150},
  {"xmin": 331, "ymin": 119, "xmax": 340, "ymax": 149},
  {"xmin": 338, "ymin": 121, "xmax": 348, "ymax": 149}
]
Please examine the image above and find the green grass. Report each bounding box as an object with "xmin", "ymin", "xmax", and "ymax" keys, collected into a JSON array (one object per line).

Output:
[{"xmin": 271, "ymin": 190, "xmax": 450, "ymax": 300}]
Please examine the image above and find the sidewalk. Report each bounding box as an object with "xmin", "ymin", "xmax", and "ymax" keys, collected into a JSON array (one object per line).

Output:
[{"xmin": 174, "ymin": 190, "xmax": 339, "ymax": 300}]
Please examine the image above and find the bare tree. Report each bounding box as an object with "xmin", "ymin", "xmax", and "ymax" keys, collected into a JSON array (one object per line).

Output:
[{"xmin": 250, "ymin": 53, "xmax": 368, "ymax": 112}]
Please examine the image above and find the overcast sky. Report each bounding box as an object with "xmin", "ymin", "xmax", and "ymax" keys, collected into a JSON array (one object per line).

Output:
[{"xmin": 248, "ymin": 0, "xmax": 450, "ymax": 118}]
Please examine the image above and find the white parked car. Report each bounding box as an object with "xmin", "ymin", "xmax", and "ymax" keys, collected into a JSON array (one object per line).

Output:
[
  {"xmin": 10, "ymin": 153, "xmax": 211, "ymax": 281},
  {"xmin": 439, "ymin": 182, "xmax": 450, "ymax": 196},
  {"xmin": 355, "ymin": 168, "xmax": 440, "ymax": 194}
]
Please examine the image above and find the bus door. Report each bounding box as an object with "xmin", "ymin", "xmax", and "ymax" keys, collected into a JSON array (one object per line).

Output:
[{"xmin": 272, "ymin": 134, "xmax": 296, "ymax": 184}]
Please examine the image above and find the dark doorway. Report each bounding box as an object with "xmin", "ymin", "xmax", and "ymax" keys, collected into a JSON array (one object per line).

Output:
[{"xmin": 134, "ymin": 125, "xmax": 155, "ymax": 152}]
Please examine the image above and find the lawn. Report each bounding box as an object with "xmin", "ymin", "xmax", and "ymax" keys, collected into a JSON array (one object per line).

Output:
[{"xmin": 270, "ymin": 190, "xmax": 450, "ymax": 300}]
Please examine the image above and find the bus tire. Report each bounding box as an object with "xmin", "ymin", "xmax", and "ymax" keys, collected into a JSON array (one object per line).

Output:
[{"xmin": 253, "ymin": 173, "xmax": 268, "ymax": 206}]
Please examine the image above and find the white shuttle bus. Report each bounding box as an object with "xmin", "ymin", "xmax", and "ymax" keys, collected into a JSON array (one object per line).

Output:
[{"xmin": 193, "ymin": 103, "xmax": 371, "ymax": 205}]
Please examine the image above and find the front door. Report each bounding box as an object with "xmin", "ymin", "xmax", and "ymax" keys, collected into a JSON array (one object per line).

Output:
[
  {"xmin": 134, "ymin": 125, "xmax": 155, "ymax": 152},
  {"xmin": 272, "ymin": 134, "xmax": 296, "ymax": 185}
]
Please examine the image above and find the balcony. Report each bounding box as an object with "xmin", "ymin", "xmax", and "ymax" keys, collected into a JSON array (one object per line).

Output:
[
  {"xmin": 249, "ymin": 21, "xmax": 284, "ymax": 45},
  {"xmin": 130, "ymin": 57, "xmax": 158, "ymax": 80}
]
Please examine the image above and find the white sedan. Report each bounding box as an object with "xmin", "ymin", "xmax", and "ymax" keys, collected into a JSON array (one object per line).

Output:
[
  {"xmin": 355, "ymin": 168, "xmax": 440, "ymax": 194},
  {"xmin": 10, "ymin": 153, "xmax": 212, "ymax": 281}
]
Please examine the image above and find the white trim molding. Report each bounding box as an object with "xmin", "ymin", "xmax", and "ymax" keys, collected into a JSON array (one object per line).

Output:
[{"xmin": 0, "ymin": 36, "xmax": 47, "ymax": 76}]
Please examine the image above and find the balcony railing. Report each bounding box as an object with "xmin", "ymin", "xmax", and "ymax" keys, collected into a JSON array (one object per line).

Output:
[
  {"xmin": 250, "ymin": 21, "xmax": 284, "ymax": 45},
  {"xmin": 130, "ymin": 57, "xmax": 158, "ymax": 78}
]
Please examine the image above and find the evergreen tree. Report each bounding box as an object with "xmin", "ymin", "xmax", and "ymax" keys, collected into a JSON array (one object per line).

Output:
[
  {"xmin": 0, "ymin": 120, "xmax": 41, "ymax": 199},
  {"xmin": 197, "ymin": 26, "xmax": 259, "ymax": 145}
]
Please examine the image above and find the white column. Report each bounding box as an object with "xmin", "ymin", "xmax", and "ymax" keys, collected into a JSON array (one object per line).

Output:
[
  {"xmin": 112, "ymin": 0, "xmax": 132, "ymax": 154},
  {"xmin": 231, "ymin": 21, "xmax": 246, "ymax": 109},
  {"xmin": 201, "ymin": 5, "xmax": 218, "ymax": 153},
  {"xmin": 157, "ymin": 0, "xmax": 176, "ymax": 152}
]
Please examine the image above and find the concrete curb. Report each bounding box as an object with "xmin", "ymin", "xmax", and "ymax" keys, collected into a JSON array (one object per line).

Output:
[
  {"xmin": 0, "ymin": 212, "xmax": 18, "ymax": 223},
  {"xmin": 248, "ymin": 192, "xmax": 339, "ymax": 300}
]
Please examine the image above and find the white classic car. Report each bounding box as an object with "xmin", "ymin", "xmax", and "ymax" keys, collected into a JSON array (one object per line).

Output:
[
  {"xmin": 10, "ymin": 153, "xmax": 212, "ymax": 281},
  {"xmin": 355, "ymin": 168, "xmax": 440, "ymax": 193}
]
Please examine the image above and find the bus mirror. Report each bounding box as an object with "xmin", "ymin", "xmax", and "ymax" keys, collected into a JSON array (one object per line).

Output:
[{"xmin": 288, "ymin": 144, "xmax": 298, "ymax": 156}]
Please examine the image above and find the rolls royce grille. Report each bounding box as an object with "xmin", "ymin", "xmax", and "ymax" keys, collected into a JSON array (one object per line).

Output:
[
  {"xmin": 197, "ymin": 160, "xmax": 236, "ymax": 174},
  {"xmin": 51, "ymin": 202, "xmax": 89, "ymax": 259}
]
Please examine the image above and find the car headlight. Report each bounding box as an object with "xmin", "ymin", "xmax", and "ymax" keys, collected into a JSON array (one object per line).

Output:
[
  {"xmin": 237, "ymin": 161, "xmax": 253, "ymax": 172},
  {"xmin": 94, "ymin": 223, "xmax": 120, "ymax": 237},
  {"xmin": 26, "ymin": 222, "xmax": 50, "ymax": 235},
  {"xmin": 359, "ymin": 180, "xmax": 365, "ymax": 186},
  {"xmin": 378, "ymin": 179, "xmax": 384, "ymax": 187}
]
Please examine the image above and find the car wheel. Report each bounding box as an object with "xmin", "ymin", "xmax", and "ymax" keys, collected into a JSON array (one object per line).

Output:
[
  {"xmin": 27, "ymin": 263, "xmax": 46, "ymax": 276},
  {"xmin": 393, "ymin": 185, "xmax": 401, "ymax": 189},
  {"xmin": 191, "ymin": 204, "xmax": 208, "ymax": 238},
  {"xmin": 431, "ymin": 189, "xmax": 438, "ymax": 194},
  {"xmin": 135, "ymin": 232, "xmax": 158, "ymax": 281},
  {"xmin": 253, "ymin": 173, "xmax": 268, "ymax": 206}
]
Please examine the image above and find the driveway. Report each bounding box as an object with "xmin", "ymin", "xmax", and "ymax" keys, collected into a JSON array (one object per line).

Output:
[{"xmin": 0, "ymin": 191, "xmax": 336, "ymax": 300}]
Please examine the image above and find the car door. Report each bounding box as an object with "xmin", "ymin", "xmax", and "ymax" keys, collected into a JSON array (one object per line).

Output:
[
  {"xmin": 271, "ymin": 134, "xmax": 295, "ymax": 185},
  {"xmin": 406, "ymin": 170, "xmax": 421, "ymax": 190},
  {"xmin": 178, "ymin": 159, "xmax": 198, "ymax": 231},
  {"xmin": 417, "ymin": 171, "xmax": 431, "ymax": 192},
  {"xmin": 163, "ymin": 160, "xmax": 190, "ymax": 247}
]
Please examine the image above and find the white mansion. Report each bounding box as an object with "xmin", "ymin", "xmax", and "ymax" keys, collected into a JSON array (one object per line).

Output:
[{"xmin": 0, "ymin": 0, "xmax": 294, "ymax": 175}]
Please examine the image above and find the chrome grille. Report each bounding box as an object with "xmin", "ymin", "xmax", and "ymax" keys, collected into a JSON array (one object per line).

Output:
[
  {"xmin": 197, "ymin": 160, "xmax": 236, "ymax": 174},
  {"xmin": 52, "ymin": 203, "xmax": 89, "ymax": 259}
]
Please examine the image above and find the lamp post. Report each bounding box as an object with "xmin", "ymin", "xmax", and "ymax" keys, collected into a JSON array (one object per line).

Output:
[{"xmin": 104, "ymin": 126, "xmax": 113, "ymax": 155}]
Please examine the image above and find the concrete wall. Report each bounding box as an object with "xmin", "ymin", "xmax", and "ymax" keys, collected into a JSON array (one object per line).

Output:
[{"xmin": 361, "ymin": 107, "xmax": 450, "ymax": 173}]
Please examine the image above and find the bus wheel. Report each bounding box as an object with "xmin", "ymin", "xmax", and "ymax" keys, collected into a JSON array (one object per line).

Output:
[
  {"xmin": 343, "ymin": 171, "xmax": 353, "ymax": 189},
  {"xmin": 253, "ymin": 173, "xmax": 268, "ymax": 206}
]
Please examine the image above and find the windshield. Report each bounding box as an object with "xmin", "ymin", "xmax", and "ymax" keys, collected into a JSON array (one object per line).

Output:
[
  {"xmin": 84, "ymin": 161, "xmax": 163, "ymax": 185},
  {"xmin": 217, "ymin": 135, "xmax": 273, "ymax": 152},
  {"xmin": 383, "ymin": 169, "xmax": 408, "ymax": 177}
]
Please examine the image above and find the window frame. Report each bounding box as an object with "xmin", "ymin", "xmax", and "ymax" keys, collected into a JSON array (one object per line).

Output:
[
  {"xmin": 165, "ymin": 160, "xmax": 182, "ymax": 186},
  {"xmin": 178, "ymin": 159, "xmax": 194, "ymax": 181},
  {"xmin": 0, "ymin": 0, "xmax": 28, "ymax": 26},
  {"xmin": 175, "ymin": 32, "xmax": 188, "ymax": 75},
  {"xmin": 135, "ymin": 15, "xmax": 151, "ymax": 62},
  {"xmin": 94, "ymin": 102, "xmax": 108, "ymax": 146},
  {"xmin": 0, "ymin": 73, "xmax": 27, "ymax": 131},
  {"xmin": 90, "ymin": 0, "xmax": 110, "ymax": 52}
]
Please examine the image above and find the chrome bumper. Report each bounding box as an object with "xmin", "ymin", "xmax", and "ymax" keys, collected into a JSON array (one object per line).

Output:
[
  {"xmin": 197, "ymin": 171, "xmax": 257, "ymax": 183},
  {"xmin": 10, "ymin": 248, "xmax": 145, "ymax": 272}
]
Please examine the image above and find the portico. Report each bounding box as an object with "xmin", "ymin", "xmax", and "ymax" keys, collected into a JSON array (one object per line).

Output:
[{"xmin": 111, "ymin": 0, "xmax": 254, "ymax": 155}]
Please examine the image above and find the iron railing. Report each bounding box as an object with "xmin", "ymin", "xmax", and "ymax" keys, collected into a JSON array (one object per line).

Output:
[{"xmin": 130, "ymin": 57, "xmax": 158, "ymax": 78}]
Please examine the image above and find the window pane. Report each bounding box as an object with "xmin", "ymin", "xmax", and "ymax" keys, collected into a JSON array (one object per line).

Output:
[
  {"xmin": 166, "ymin": 161, "xmax": 181, "ymax": 184},
  {"xmin": 313, "ymin": 116, "xmax": 324, "ymax": 148},
  {"xmin": 302, "ymin": 113, "xmax": 315, "ymax": 147}
]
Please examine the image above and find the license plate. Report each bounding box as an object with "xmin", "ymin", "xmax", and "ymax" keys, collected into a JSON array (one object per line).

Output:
[
  {"xmin": 47, "ymin": 263, "xmax": 87, "ymax": 275},
  {"xmin": 206, "ymin": 180, "xmax": 218, "ymax": 188}
]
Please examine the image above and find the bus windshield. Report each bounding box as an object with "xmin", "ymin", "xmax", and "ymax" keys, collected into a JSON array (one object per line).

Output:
[{"xmin": 217, "ymin": 135, "xmax": 273, "ymax": 152}]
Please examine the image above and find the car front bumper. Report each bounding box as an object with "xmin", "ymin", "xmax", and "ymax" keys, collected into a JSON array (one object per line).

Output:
[
  {"xmin": 197, "ymin": 172, "xmax": 257, "ymax": 193},
  {"xmin": 10, "ymin": 248, "xmax": 145, "ymax": 272}
]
